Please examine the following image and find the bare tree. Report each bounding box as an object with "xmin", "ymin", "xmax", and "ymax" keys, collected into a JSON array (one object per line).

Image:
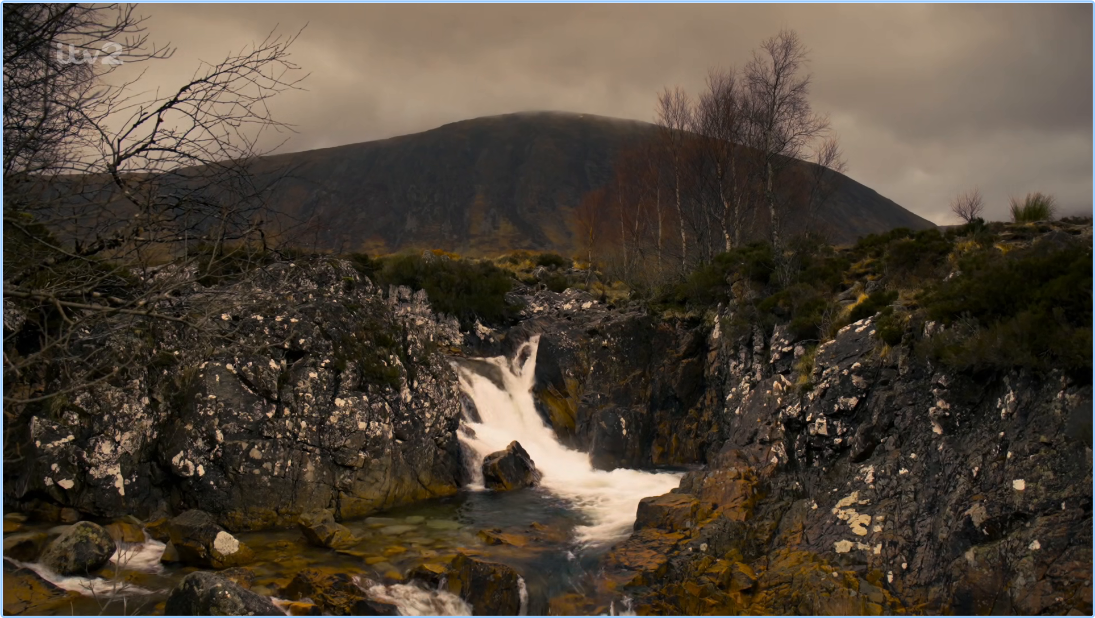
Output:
[
  {"xmin": 573, "ymin": 187, "xmax": 606, "ymax": 287},
  {"xmin": 695, "ymin": 67, "xmax": 752, "ymax": 252},
  {"xmin": 655, "ymin": 86, "xmax": 693, "ymax": 274},
  {"xmin": 951, "ymin": 188, "xmax": 985, "ymax": 224},
  {"xmin": 3, "ymin": 4, "xmax": 306, "ymax": 407},
  {"xmin": 744, "ymin": 29, "xmax": 831, "ymax": 249}
]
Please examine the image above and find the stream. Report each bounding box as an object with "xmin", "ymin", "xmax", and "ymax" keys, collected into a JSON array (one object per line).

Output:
[{"xmin": 6, "ymin": 336, "xmax": 683, "ymax": 615}]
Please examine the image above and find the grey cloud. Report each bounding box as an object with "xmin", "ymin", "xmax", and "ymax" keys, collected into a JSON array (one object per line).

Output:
[{"xmin": 133, "ymin": 3, "xmax": 1092, "ymax": 224}]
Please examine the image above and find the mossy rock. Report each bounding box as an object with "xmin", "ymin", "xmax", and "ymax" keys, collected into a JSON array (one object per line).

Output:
[{"xmin": 39, "ymin": 521, "xmax": 116, "ymax": 575}]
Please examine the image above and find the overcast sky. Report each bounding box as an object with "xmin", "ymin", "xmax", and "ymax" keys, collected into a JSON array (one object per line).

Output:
[{"xmin": 133, "ymin": 3, "xmax": 1092, "ymax": 224}]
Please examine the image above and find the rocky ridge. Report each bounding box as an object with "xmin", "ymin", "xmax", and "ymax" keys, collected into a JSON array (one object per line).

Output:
[{"xmin": 5, "ymin": 260, "xmax": 467, "ymax": 531}]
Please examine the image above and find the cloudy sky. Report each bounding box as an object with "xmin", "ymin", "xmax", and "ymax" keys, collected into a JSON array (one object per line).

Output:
[{"xmin": 134, "ymin": 4, "xmax": 1092, "ymax": 224}]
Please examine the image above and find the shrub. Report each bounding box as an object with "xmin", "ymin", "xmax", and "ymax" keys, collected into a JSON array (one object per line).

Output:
[
  {"xmin": 1009, "ymin": 192, "xmax": 1057, "ymax": 223},
  {"xmin": 534, "ymin": 252, "xmax": 569, "ymax": 269},
  {"xmin": 541, "ymin": 272, "xmax": 569, "ymax": 293},
  {"xmin": 848, "ymin": 289, "xmax": 898, "ymax": 323},
  {"xmin": 665, "ymin": 242, "xmax": 775, "ymax": 308},
  {"xmin": 882, "ymin": 229, "xmax": 953, "ymax": 284},
  {"xmin": 346, "ymin": 253, "xmax": 381, "ymax": 281},
  {"xmin": 874, "ymin": 307, "xmax": 906, "ymax": 346},
  {"xmin": 361, "ymin": 253, "xmax": 519, "ymax": 327},
  {"xmin": 759, "ymin": 283, "xmax": 836, "ymax": 341},
  {"xmin": 851, "ymin": 227, "xmax": 915, "ymax": 261},
  {"xmin": 794, "ymin": 344, "xmax": 818, "ymax": 393},
  {"xmin": 919, "ymin": 239, "xmax": 1091, "ymax": 379}
]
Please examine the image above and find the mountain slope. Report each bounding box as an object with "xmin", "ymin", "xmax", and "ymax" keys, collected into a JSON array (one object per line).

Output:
[{"xmin": 256, "ymin": 111, "xmax": 934, "ymax": 254}]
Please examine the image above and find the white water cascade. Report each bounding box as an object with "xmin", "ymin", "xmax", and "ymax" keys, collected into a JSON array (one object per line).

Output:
[{"xmin": 455, "ymin": 335, "xmax": 682, "ymax": 544}]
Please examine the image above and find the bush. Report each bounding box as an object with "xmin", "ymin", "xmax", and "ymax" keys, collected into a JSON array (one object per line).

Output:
[
  {"xmin": 874, "ymin": 307, "xmax": 906, "ymax": 346},
  {"xmin": 534, "ymin": 252, "xmax": 569, "ymax": 269},
  {"xmin": 541, "ymin": 272, "xmax": 569, "ymax": 293},
  {"xmin": 848, "ymin": 289, "xmax": 898, "ymax": 323},
  {"xmin": 356, "ymin": 253, "xmax": 519, "ymax": 327},
  {"xmin": 947, "ymin": 217, "xmax": 996, "ymax": 248},
  {"xmin": 882, "ymin": 229, "xmax": 953, "ymax": 284},
  {"xmin": 794, "ymin": 344, "xmax": 818, "ymax": 392},
  {"xmin": 665, "ymin": 242, "xmax": 775, "ymax": 308},
  {"xmin": 759, "ymin": 283, "xmax": 836, "ymax": 341},
  {"xmin": 919, "ymin": 239, "xmax": 1091, "ymax": 379},
  {"xmin": 1010, "ymin": 192, "xmax": 1057, "ymax": 223}
]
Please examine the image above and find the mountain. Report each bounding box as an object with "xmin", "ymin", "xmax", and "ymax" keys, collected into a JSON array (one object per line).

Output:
[{"xmin": 254, "ymin": 111, "xmax": 934, "ymax": 255}]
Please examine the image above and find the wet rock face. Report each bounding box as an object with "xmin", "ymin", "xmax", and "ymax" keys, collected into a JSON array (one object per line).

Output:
[
  {"xmin": 3, "ymin": 532, "xmax": 48, "ymax": 562},
  {"xmin": 165, "ymin": 571, "xmax": 282, "ymax": 616},
  {"xmin": 4, "ymin": 259, "xmax": 467, "ymax": 530},
  {"xmin": 503, "ymin": 286, "xmax": 715, "ymax": 469},
  {"xmin": 167, "ymin": 510, "xmax": 253, "ymax": 569},
  {"xmin": 3, "ymin": 561, "xmax": 80, "ymax": 615},
  {"xmin": 482, "ymin": 441, "xmax": 541, "ymax": 491},
  {"xmin": 443, "ymin": 553, "xmax": 524, "ymax": 616},
  {"xmin": 39, "ymin": 521, "xmax": 116, "ymax": 575},
  {"xmin": 280, "ymin": 569, "xmax": 398, "ymax": 616},
  {"xmin": 297, "ymin": 509, "xmax": 356, "ymax": 549}
]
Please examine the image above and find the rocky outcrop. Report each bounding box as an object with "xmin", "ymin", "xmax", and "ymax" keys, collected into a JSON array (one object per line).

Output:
[
  {"xmin": 3, "ymin": 532, "xmax": 48, "ymax": 562},
  {"xmin": 557, "ymin": 307, "xmax": 1093, "ymax": 615},
  {"xmin": 165, "ymin": 571, "xmax": 283, "ymax": 616},
  {"xmin": 481, "ymin": 441, "xmax": 541, "ymax": 491},
  {"xmin": 279, "ymin": 569, "xmax": 398, "ymax": 616},
  {"xmin": 2, "ymin": 561, "xmax": 80, "ymax": 615},
  {"xmin": 297, "ymin": 509, "xmax": 356, "ymax": 549},
  {"xmin": 440, "ymin": 553, "xmax": 525, "ymax": 616},
  {"xmin": 498, "ymin": 286, "xmax": 716, "ymax": 470},
  {"xmin": 39, "ymin": 521, "xmax": 115, "ymax": 575},
  {"xmin": 4, "ymin": 259, "xmax": 467, "ymax": 530},
  {"xmin": 167, "ymin": 510, "xmax": 253, "ymax": 569}
]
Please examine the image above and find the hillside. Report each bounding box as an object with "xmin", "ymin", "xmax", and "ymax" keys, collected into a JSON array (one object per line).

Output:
[{"xmin": 254, "ymin": 112, "xmax": 934, "ymax": 254}]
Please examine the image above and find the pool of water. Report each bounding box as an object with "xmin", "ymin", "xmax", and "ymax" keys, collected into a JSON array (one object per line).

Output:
[{"xmin": 8, "ymin": 483, "xmax": 642, "ymax": 615}]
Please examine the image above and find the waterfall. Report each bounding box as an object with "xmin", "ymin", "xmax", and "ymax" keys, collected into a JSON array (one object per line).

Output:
[{"xmin": 454, "ymin": 335, "xmax": 682, "ymax": 544}]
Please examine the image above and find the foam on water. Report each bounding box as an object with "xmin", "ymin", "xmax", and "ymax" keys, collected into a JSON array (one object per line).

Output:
[
  {"xmin": 5, "ymin": 536, "xmax": 166, "ymax": 599},
  {"xmin": 455, "ymin": 335, "xmax": 682, "ymax": 544},
  {"xmin": 364, "ymin": 581, "xmax": 472, "ymax": 615}
]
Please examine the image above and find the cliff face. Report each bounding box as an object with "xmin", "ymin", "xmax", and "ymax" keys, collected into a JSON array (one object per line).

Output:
[{"xmin": 504, "ymin": 285, "xmax": 1092, "ymax": 615}]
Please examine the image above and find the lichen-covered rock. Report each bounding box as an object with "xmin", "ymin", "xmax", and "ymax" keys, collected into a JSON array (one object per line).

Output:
[
  {"xmin": 297, "ymin": 509, "xmax": 356, "ymax": 549},
  {"xmin": 580, "ymin": 304, "xmax": 1093, "ymax": 615},
  {"xmin": 39, "ymin": 521, "xmax": 115, "ymax": 575},
  {"xmin": 442, "ymin": 553, "xmax": 524, "ymax": 616},
  {"xmin": 167, "ymin": 510, "xmax": 253, "ymax": 569},
  {"xmin": 4, "ymin": 259, "xmax": 467, "ymax": 530},
  {"xmin": 164, "ymin": 571, "xmax": 283, "ymax": 616},
  {"xmin": 482, "ymin": 441, "xmax": 541, "ymax": 491}
]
